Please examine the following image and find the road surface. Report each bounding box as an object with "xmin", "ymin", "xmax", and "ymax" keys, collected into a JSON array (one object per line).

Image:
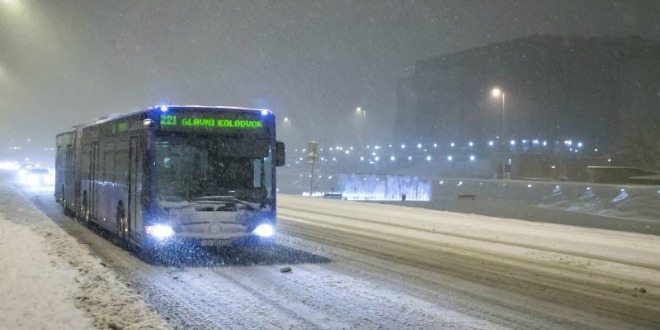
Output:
[{"xmin": 14, "ymin": 183, "xmax": 660, "ymax": 329}]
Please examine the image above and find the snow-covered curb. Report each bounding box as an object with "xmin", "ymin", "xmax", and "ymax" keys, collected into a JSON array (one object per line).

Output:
[{"xmin": 0, "ymin": 182, "xmax": 171, "ymax": 330}]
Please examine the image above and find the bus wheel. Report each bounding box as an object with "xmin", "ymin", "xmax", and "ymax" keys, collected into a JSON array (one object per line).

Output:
[{"xmin": 116, "ymin": 202, "xmax": 128, "ymax": 245}]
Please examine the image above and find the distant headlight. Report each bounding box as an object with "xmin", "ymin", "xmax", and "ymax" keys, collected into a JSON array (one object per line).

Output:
[
  {"xmin": 45, "ymin": 174, "xmax": 55, "ymax": 185},
  {"xmin": 27, "ymin": 174, "xmax": 40, "ymax": 187},
  {"xmin": 253, "ymin": 224, "xmax": 274, "ymax": 237},
  {"xmin": 0, "ymin": 161, "xmax": 20, "ymax": 170},
  {"xmin": 145, "ymin": 224, "xmax": 174, "ymax": 240}
]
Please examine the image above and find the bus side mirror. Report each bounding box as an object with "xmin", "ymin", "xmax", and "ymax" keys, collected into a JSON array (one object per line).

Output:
[{"xmin": 276, "ymin": 141, "xmax": 285, "ymax": 166}]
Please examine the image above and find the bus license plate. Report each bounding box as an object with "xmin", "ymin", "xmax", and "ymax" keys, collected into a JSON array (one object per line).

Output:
[{"xmin": 201, "ymin": 239, "xmax": 231, "ymax": 247}]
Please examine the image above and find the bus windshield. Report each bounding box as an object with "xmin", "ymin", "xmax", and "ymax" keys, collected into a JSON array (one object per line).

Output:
[{"xmin": 155, "ymin": 135, "xmax": 273, "ymax": 203}]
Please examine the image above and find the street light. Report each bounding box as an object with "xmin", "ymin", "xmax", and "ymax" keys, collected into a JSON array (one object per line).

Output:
[
  {"xmin": 491, "ymin": 87, "xmax": 506, "ymax": 138},
  {"xmin": 1, "ymin": 0, "xmax": 28, "ymax": 21},
  {"xmin": 281, "ymin": 117, "xmax": 292, "ymax": 142},
  {"xmin": 356, "ymin": 107, "xmax": 366, "ymax": 121},
  {"xmin": 356, "ymin": 107, "xmax": 367, "ymax": 149},
  {"xmin": 492, "ymin": 87, "xmax": 509, "ymax": 180},
  {"xmin": 2, "ymin": 0, "xmax": 21, "ymax": 10}
]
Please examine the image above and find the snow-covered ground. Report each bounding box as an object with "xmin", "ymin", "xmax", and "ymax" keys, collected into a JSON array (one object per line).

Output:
[
  {"xmin": 3, "ymin": 170, "xmax": 660, "ymax": 329},
  {"xmin": 0, "ymin": 217, "xmax": 94, "ymax": 330},
  {"xmin": 278, "ymin": 194, "xmax": 660, "ymax": 280},
  {"xmin": 0, "ymin": 181, "xmax": 170, "ymax": 330},
  {"xmin": 279, "ymin": 172, "xmax": 660, "ymax": 234},
  {"xmin": 277, "ymin": 195, "xmax": 660, "ymax": 328},
  {"xmin": 279, "ymin": 194, "xmax": 660, "ymax": 309}
]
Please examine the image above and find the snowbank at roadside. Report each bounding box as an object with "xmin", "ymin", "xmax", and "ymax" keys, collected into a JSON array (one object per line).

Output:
[
  {"xmin": 0, "ymin": 181, "xmax": 171, "ymax": 330},
  {"xmin": 0, "ymin": 217, "xmax": 93, "ymax": 330}
]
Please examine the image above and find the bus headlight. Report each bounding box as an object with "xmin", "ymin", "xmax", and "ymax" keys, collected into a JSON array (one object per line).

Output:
[
  {"xmin": 253, "ymin": 224, "xmax": 274, "ymax": 237},
  {"xmin": 145, "ymin": 224, "xmax": 174, "ymax": 240}
]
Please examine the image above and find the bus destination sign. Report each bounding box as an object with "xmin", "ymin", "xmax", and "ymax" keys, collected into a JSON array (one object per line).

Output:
[{"xmin": 160, "ymin": 114, "xmax": 264, "ymax": 130}]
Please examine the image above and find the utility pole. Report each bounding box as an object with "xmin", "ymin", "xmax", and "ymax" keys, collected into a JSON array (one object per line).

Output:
[{"xmin": 307, "ymin": 141, "xmax": 319, "ymax": 196}]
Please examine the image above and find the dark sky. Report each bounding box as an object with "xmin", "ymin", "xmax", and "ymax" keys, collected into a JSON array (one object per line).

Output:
[{"xmin": 1, "ymin": 0, "xmax": 659, "ymax": 149}]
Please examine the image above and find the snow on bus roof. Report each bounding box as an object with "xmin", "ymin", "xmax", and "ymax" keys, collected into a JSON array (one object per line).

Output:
[
  {"xmin": 99, "ymin": 105, "xmax": 269, "ymax": 121},
  {"xmin": 65, "ymin": 105, "xmax": 272, "ymax": 131},
  {"xmin": 148, "ymin": 105, "xmax": 270, "ymax": 112},
  {"xmin": 93, "ymin": 113, "xmax": 125, "ymax": 124}
]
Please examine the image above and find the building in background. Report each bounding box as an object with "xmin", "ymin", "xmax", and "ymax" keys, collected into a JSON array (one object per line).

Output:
[{"xmin": 396, "ymin": 35, "xmax": 660, "ymax": 152}]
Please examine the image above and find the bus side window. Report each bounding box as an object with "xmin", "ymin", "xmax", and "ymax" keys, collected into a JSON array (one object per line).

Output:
[
  {"xmin": 115, "ymin": 141, "xmax": 129, "ymax": 181},
  {"xmin": 103, "ymin": 142, "xmax": 115, "ymax": 181},
  {"xmin": 115, "ymin": 151, "xmax": 129, "ymax": 181}
]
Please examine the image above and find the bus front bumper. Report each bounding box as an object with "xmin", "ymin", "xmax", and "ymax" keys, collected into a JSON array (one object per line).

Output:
[{"xmin": 144, "ymin": 223, "xmax": 275, "ymax": 248}]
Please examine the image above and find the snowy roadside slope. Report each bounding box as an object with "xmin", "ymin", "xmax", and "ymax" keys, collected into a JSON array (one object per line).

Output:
[
  {"xmin": 0, "ymin": 182, "xmax": 171, "ymax": 330},
  {"xmin": 0, "ymin": 217, "xmax": 94, "ymax": 330}
]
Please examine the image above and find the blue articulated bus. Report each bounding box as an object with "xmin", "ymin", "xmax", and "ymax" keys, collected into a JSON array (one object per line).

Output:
[{"xmin": 55, "ymin": 105, "xmax": 285, "ymax": 250}]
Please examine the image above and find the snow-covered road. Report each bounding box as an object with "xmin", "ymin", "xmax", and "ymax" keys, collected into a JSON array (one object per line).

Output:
[
  {"xmin": 2, "ymin": 175, "xmax": 660, "ymax": 329},
  {"xmin": 278, "ymin": 195, "xmax": 660, "ymax": 329},
  {"xmin": 279, "ymin": 195, "xmax": 660, "ymax": 281}
]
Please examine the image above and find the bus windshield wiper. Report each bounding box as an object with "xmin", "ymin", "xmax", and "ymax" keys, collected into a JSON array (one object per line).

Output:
[{"xmin": 193, "ymin": 196, "xmax": 260, "ymax": 211}]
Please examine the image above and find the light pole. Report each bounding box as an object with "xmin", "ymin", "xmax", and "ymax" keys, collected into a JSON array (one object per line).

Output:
[
  {"xmin": 283, "ymin": 117, "xmax": 291, "ymax": 130},
  {"xmin": 2, "ymin": 0, "xmax": 22, "ymax": 11},
  {"xmin": 491, "ymin": 87, "xmax": 506, "ymax": 138},
  {"xmin": 356, "ymin": 107, "xmax": 366, "ymax": 149},
  {"xmin": 491, "ymin": 87, "xmax": 508, "ymax": 179},
  {"xmin": 307, "ymin": 141, "xmax": 319, "ymax": 196},
  {"xmin": 282, "ymin": 117, "xmax": 291, "ymax": 143}
]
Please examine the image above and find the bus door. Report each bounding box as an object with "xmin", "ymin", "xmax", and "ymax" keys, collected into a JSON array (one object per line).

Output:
[
  {"xmin": 65, "ymin": 144, "xmax": 72, "ymax": 205},
  {"xmin": 89, "ymin": 142, "xmax": 99, "ymax": 220},
  {"xmin": 72, "ymin": 135, "xmax": 79, "ymax": 213},
  {"xmin": 128, "ymin": 136, "xmax": 142, "ymax": 243}
]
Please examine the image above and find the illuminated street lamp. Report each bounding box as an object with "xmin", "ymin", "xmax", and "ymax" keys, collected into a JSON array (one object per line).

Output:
[
  {"xmin": 356, "ymin": 107, "xmax": 367, "ymax": 148},
  {"xmin": 356, "ymin": 107, "xmax": 366, "ymax": 123},
  {"xmin": 1, "ymin": 0, "xmax": 27, "ymax": 18},
  {"xmin": 280, "ymin": 117, "xmax": 292, "ymax": 143},
  {"xmin": 2, "ymin": 0, "xmax": 20, "ymax": 9},
  {"xmin": 492, "ymin": 87, "xmax": 509, "ymax": 180},
  {"xmin": 491, "ymin": 87, "xmax": 506, "ymax": 138}
]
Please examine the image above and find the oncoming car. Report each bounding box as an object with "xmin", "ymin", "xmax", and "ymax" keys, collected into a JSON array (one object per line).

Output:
[{"xmin": 18, "ymin": 168, "xmax": 56, "ymax": 187}]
